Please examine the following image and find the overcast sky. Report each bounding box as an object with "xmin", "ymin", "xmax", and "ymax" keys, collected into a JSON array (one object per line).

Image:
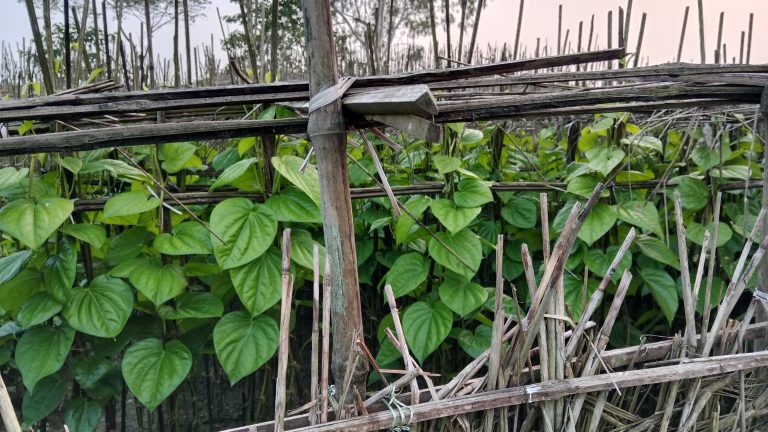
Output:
[{"xmin": 0, "ymin": 1, "xmax": 765, "ymax": 70}]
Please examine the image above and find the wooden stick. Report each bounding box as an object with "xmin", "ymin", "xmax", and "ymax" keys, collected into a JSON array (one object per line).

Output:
[
  {"xmin": 0, "ymin": 372, "xmax": 21, "ymax": 432},
  {"xmin": 483, "ymin": 234, "xmax": 505, "ymax": 432},
  {"xmin": 319, "ymin": 260, "xmax": 332, "ymax": 424},
  {"xmin": 632, "ymin": 13, "xmax": 646, "ymax": 68},
  {"xmin": 309, "ymin": 243, "xmax": 321, "ymax": 425},
  {"xmin": 677, "ymin": 6, "xmax": 690, "ymax": 62},
  {"xmin": 274, "ymin": 229, "xmax": 293, "ymax": 432},
  {"xmin": 359, "ymin": 130, "xmax": 400, "ymax": 217},
  {"xmin": 383, "ymin": 284, "xmax": 420, "ymax": 405},
  {"xmin": 700, "ymin": 191, "xmax": 722, "ymax": 352},
  {"xmin": 673, "ymin": 191, "xmax": 699, "ymax": 350}
]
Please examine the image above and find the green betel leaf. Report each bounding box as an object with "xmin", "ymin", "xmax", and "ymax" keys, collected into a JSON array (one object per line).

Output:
[
  {"xmin": 0, "ymin": 197, "xmax": 73, "ymax": 249},
  {"xmin": 291, "ymin": 230, "xmax": 326, "ymax": 270},
  {"xmin": 63, "ymin": 398, "xmax": 102, "ymax": 432},
  {"xmin": 616, "ymin": 201, "xmax": 663, "ymax": 238},
  {"xmin": 433, "ymin": 155, "xmax": 461, "ymax": 175},
  {"xmin": 157, "ymin": 292, "xmax": 224, "ymax": 320},
  {"xmin": 210, "ymin": 198, "xmax": 278, "ymax": 270},
  {"xmin": 457, "ymin": 325, "xmax": 491, "ymax": 358},
  {"xmin": 271, "ymin": 155, "xmax": 321, "ymax": 207},
  {"xmin": 686, "ymin": 222, "xmax": 732, "ymax": 247},
  {"xmin": 428, "ymin": 229, "xmax": 482, "ymax": 280},
  {"xmin": 22, "ymin": 374, "xmax": 67, "ymax": 425},
  {"xmin": 129, "ymin": 259, "xmax": 187, "ymax": 306},
  {"xmin": 577, "ymin": 204, "xmax": 617, "ymax": 246},
  {"xmin": 265, "ymin": 187, "xmax": 322, "ymax": 223},
  {"xmin": 64, "ymin": 275, "xmax": 133, "ymax": 338},
  {"xmin": 158, "ymin": 142, "xmax": 198, "ymax": 174},
  {"xmin": 640, "ymin": 268, "xmax": 678, "ymax": 323},
  {"xmin": 402, "ymin": 301, "xmax": 453, "ymax": 363},
  {"xmin": 58, "ymin": 156, "xmax": 84, "ymax": 174},
  {"xmin": 43, "ymin": 239, "xmax": 77, "ymax": 303},
  {"xmin": 454, "ymin": 179, "xmax": 493, "ymax": 208},
  {"xmin": 431, "ymin": 199, "xmax": 480, "ymax": 234},
  {"xmin": 567, "ymin": 175, "xmax": 600, "ymax": 198},
  {"xmin": 122, "ymin": 339, "xmax": 192, "ymax": 411},
  {"xmin": 0, "ymin": 250, "xmax": 33, "ymax": 285},
  {"xmin": 586, "ymin": 146, "xmax": 625, "ymax": 176},
  {"xmin": 501, "ymin": 196, "xmax": 537, "ymax": 229},
  {"xmin": 63, "ymin": 398, "xmax": 103, "ymax": 432},
  {"xmin": 106, "ymin": 227, "xmax": 148, "ymax": 266},
  {"xmin": 385, "ymin": 252, "xmax": 429, "ymax": 298},
  {"xmin": 582, "ymin": 247, "xmax": 632, "ymax": 284},
  {"xmin": 209, "ymin": 157, "xmax": 257, "ymax": 191},
  {"xmin": 103, "ymin": 191, "xmax": 161, "ymax": 219},
  {"xmin": 0, "ymin": 269, "xmax": 45, "ymax": 316},
  {"xmin": 153, "ymin": 222, "xmax": 213, "ymax": 255},
  {"xmin": 16, "ymin": 325, "xmax": 75, "ymax": 391},
  {"xmin": 214, "ymin": 311, "xmax": 279, "ymax": 384},
  {"xmin": 72, "ymin": 356, "xmax": 112, "ymax": 390},
  {"xmin": 438, "ymin": 273, "xmax": 488, "ymax": 317},
  {"xmin": 230, "ymin": 248, "xmax": 282, "ymax": 316},
  {"xmin": 691, "ymin": 142, "xmax": 732, "ymax": 171},
  {"xmin": 670, "ymin": 176, "xmax": 709, "ymax": 211},
  {"xmin": 395, "ymin": 196, "xmax": 431, "ymax": 245},
  {"xmin": 60, "ymin": 224, "xmax": 107, "ymax": 250},
  {"xmin": 17, "ymin": 292, "xmax": 62, "ymax": 328},
  {"xmin": 635, "ymin": 235, "xmax": 680, "ymax": 270}
]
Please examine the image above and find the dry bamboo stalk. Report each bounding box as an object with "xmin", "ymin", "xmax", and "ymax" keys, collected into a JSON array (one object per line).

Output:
[
  {"xmin": 588, "ymin": 391, "xmax": 609, "ymax": 431},
  {"xmin": 728, "ymin": 209, "xmax": 765, "ymax": 284},
  {"xmin": 363, "ymin": 369, "xmax": 420, "ymax": 408},
  {"xmin": 309, "ymin": 244, "xmax": 321, "ymax": 425},
  {"xmin": 274, "ymin": 229, "xmax": 293, "ymax": 432},
  {"xmin": 384, "ymin": 284, "xmax": 420, "ymax": 405},
  {"xmin": 564, "ymin": 228, "xmax": 636, "ymax": 359},
  {"xmin": 566, "ymin": 270, "xmax": 633, "ymax": 430},
  {"xmin": 691, "ymin": 230, "xmax": 711, "ymax": 299},
  {"xmin": 381, "ymin": 329, "xmax": 439, "ymax": 401},
  {"xmin": 0, "ymin": 372, "xmax": 21, "ymax": 432},
  {"xmin": 320, "ymin": 259, "xmax": 332, "ymax": 423},
  {"xmin": 359, "ymin": 130, "xmax": 400, "ymax": 217},
  {"xmin": 679, "ymin": 374, "xmax": 737, "ymax": 432},
  {"xmin": 701, "ymin": 191, "xmax": 722, "ymax": 352},
  {"xmin": 674, "ymin": 191, "xmax": 699, "ymax": 350},
  {"xmin": 521, "ymin": 244, "xmax": 549, "ymax": 387},
  {"xmin": 483, "ymin": 235, "xmax": 505, "ymax": 432},
  {"xmin": 658, "ymin": 336, "xmax": 684, "ymax": 432}
]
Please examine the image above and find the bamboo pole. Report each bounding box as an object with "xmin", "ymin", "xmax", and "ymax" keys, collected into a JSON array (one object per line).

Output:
[
  {"xmin": 632, "ymin": 13, "xmax": 646, "ymax": 68},
  {"xmin": 677, "ymin": 6, "xmax": 690, "ymax": 62},
  {"xmin": 0, "ymin": 373, "xmax": 21, "ymax": 432},
  {"xmin": 23, "ymin": 0, "xmax": 54, "ymax": 94},
  {"xmin": 274, "ymin": 229, "xmax": 294, "ymax": 432},
  {"xmin": 759, "ymin": 88, "xmax": 768, "ymax": 347},
  {"xmin": 309, "ymin": 244, "xmax": 321, "ymax": 425},
  {"xmin": 697, "ymin": 0, "xmax": 706, "ymax": 63},
  {"xmin": 512, "ymin": 0, "xmax": 525, "ymax": 60},
  {"xmin": 674, "ymin": 191, "xmax": 699, "ymax": 350}
]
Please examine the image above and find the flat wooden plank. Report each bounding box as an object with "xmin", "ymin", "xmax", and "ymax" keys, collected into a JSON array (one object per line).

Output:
[{"xmin": 343, "ymin": 84, "xmax": 438, "ymax": 116}]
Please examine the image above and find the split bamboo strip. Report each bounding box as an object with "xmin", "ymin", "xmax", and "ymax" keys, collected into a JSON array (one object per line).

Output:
[{"xmin": 274, "ymin": 229, "xmax": 293, "ymax": 432}]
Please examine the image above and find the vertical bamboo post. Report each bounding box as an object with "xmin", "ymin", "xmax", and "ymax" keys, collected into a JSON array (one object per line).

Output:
[
  {"xmin": 466, "ymin": 0, "xmax": 485, "ymax": 64},
  {"xmin": 739, "ymin": 31, "xmax": 745, "ymax": 64},
  {"xmin": 0, "ymin": 373, "xmax": 20, "ymax": 432},
  {"xmin": 102, "ymin": 0, "xmax": 111, "ymax": 80},
  {"xmin": 512, "ymin": 0, "xmax": 525, "ymax": 60},
  {"xmin": 173, "ymin": 0, "xmax": 180, "ymax": 87},
  {"xmin": 144, "ymin": 0, "xmax": 155, "ymax": 88},
  {"xmin": 746, "ymin": 13, "xmax": 753, "ymax": 64},
  {"xmin": 697, "ymin": 0, "xmax": 706, "ymax": 63},
  {"xmin": 623, "ymin": 0, "xmax": 633, "ymax": 47},
  {"xmin": 677, "ymin": 6, "xmax": 689, "ymax": 62},
  {"xmin": 274, "ymin": 229, "xmax": 293, "ymax": 432},
  {"xmin": 557, "ymin": 4, "xmax": 563, "ymax": 55},
  {"xmin": 24, "ymin": 0, "xmax": 54, "ymax": 94},
  {"xmin": 64, "ymin": 0, "xmax": 71, "ymax": 88},
  {"xmin": 300, "ymin": 0, "xmax": 368, "ymax": 400},
  {"xmin": 607, "ymin": 10, "xmax": 613, "ymax": 69},
  {"xmin": 715, "ymin": 11, "xmax": 724, "ymax": 63},
  {"xmin": 310, "ymin": 244, "xmax": 321, "ymax": 425},
  {"xmin": 183, "ymin": 0, "xmax": 192, "ymax": 85},
  {"xmin": 91, "ymin": 0, "xmax": 101, "ymax": 67},
  {"xmin": 444, "ymin": 0, "xmax": 452, "ymax": 62},
  {"xmin": 633, "ymin": 12, "xmax": 646, "ymax": 68}
]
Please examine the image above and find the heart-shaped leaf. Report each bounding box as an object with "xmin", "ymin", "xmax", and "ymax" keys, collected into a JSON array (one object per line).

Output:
[
  {"xmin": 64, "ymin": 275, "xmax": 133, "ymax": 338},
  {"xmin": 431, "ymin": 199, "xmax": 480, "ymax": 234},
  {"xmin": 209, "ymin": 157, "xmax": 257, "ymax": 191},
  {"xmin": 214, "ymin": 311, "xmax": 279, "ymax": 384},
  {"xmin": 428, "ymin": 229, "xmax": 482, "ymax": 280},
  {"xmin": 0, "ymin": 197, "xmax": 73, "ymax": 249},
  {"xmin": 686, "ymin": 222, "xmax": 732, "ymax": 247},
  {"xmin": 454, "ymin": 179, "xmax": 493, "ymax": 208},
  {"xmin": 385, "ymin": 252, "xmax": 429, "ymax": 298},
  {"xmin": 158, "ymin": 142, "xmax": 198, "ymax": 174},
  {"xmin": 456, "ymin": 325, "xmax": 491, "ymax": 358},
  {"xmin": 586, "ymin": 146, "xmax": 625, "ymax": 176},
  {"xmin": 402, "ymin": 301, "xmax": 453, "ymax": 363},
  {"xmin": 433, "ymin": 155, "xmax": 461, "ymax": 175},
  {"xmin": 72, "ymin": 356, "xmax": 112, "ymax": 390},
  {"xmin": 616, "ymin": 201, "xmax": 663, "ymax": 238},
  {"xmin": 230, "ymin": 248, "xmax": 282, "ymax": 316},
  {"xmin": 63, "ymin": 398, "xmax": 103, "ymax": 432},
  {"xmin": 153, "ymin": 222, "xmax": 212, "ymax": 255},
  {"xmin": 640, "ymin": 268, "xmax": 678, "ymax": 323},
  {"xmin": 43, "ymin": 239, "xmax": 77, "ymax": 302},
  {"xmin": 210, "ymin": 198, "xmax": 277, "ymax": 270},
  {"xmin": 0, "ymin": 249, "xmax": 33, "ymax": 285},
  {"xmin": 291, "ymin": 230, "xmax": 326, "ymax": 271},
  {"xmin": 395, "ymin": 196, "xmax": 431, "ymax": 245},
  {"xmin": 271, "ymin": 156, "xmax": 321, "ymax": 207},
  {"xmin": 578, "ymin": 204, "xmax": 617, "ymax": 246},
  {"xmin": 0, "ymin": 269, "xmax": 45, "ymax": 316},
  {"xmin": 129, "ymin": 259, "xmax": 187, "ymax": 306},
  {"xmin": 103, "ymin": 191, "xmax": 161, "ymax": 219},
  {"xmin": 265, "ymin": 187, "xmax": 322, "ymax": 223},
  {"xmin": 501, "ymin": 196, "xmax": 537, "ymax": 229},
  {"xmin": 16, "ymin": 325, "xmax": 75, "ymax": 391},
  {"xmin": 122, "ymin": 339, "xmax": 192, "ymax": 411},
  {"xmin": 438, "ymin": 274, "xmax": 488, "ymax": 316},
  {"xmin": 22, "ymin": 374, "xmax": 67, "ymax": 425},
  {"xmin": 157, "ymin": 292, "xmax": 223, "ymax": 320},
  {"xmin": 670, "ymin": 176, "xmax": 709, "ymax": 211},
  {"xmin": 17, "ymin": 292, "xmax": 62, "ymax": 328},
  {"xmin": 106, "ymin": 227, "xmax": 148, "ymax": 266},
  {"xmin": 635, "ymin": 235, "xmax": 680, "ymax": 270}
]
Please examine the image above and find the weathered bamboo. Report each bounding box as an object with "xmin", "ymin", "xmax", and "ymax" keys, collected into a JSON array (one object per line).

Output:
[
  {"xmin": 383, "ymin": 285, "xmax": 420, "ymax": 405},
  {"xmin": 0, "ymin": 373, "xmax": 21, "ymax": 432},
  {"xmin": 274, "ymin": 229, "xmax": 293, "ymax": 432},
  {"xmin": 309, "ymin": 244, "xmax": 321, "ymax": 425},
  {"xmin": 673, "ymin": 192, "xmax": 699, "ymax": 350},
  {"xmin": 677, "ymin": 6, "xmax": 690, "ymax": 62},
  {"xmin": 320, "ymin": 260, "xmax": 331, "ymax": 423},
  {"xmin": 482, "ymin": 234, "xmax": 505, "ymax": 432},
  {"xmin": 697, "ymin": 0, "xmax": 706, "ymax": 63},
  {"xmin": 758, "ymin": 88, "xmax": 768, "ymax": 345}
]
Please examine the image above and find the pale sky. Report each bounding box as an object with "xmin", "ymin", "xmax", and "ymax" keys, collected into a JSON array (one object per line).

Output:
[{"xmin": 0, "ymin": 0, "xmax": 765, "ymax": 71}]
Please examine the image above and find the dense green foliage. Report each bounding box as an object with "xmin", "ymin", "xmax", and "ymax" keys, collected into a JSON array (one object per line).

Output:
[{"xmin": 0, "ymin": 107, "xmax": 763, "ymax": 429}]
